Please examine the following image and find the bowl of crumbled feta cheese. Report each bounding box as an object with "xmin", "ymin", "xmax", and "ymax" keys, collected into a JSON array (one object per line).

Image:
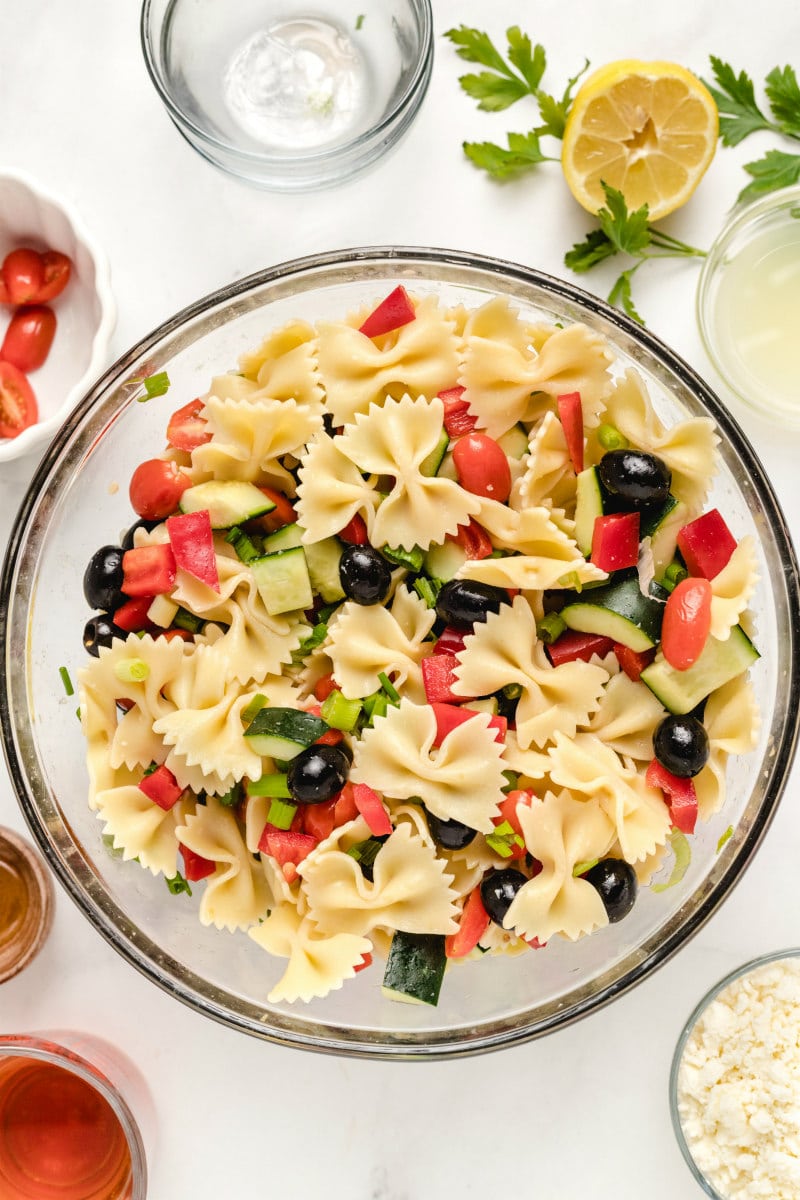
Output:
[{"xmin": 671, "ymin": 949, "xmax": 800, "ymax": 1200}]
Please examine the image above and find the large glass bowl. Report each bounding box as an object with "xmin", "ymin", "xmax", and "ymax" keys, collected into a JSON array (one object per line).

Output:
[{"xmin": 2, "ymin": 249, "xmax": 798, "ymax": 1059}]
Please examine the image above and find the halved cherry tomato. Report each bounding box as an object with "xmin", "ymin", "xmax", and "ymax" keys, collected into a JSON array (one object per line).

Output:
[
  {"xmin": 0, "ymin": 361, "xmax": 38, "ymax": 438},
  {"xmin": 129, "ymin": 457, "xmax": 192, "ymax": 520},
  {"xmin": 1, "ymin": 248, "xmax": 44, "ymax": 305},
  {"xmin": 448, "ymin": 518, "xmax": 493, "ymax": 560},
  {"xmin": 445, "ymin": 887, "xmax": 491, "ymax": 959},
  {"xmin": 661, "ymin": 576, "xmax": 712, "ymax": 670},
  {"xmin": 1, "ymin": 305, "xmax": 56, "ymax": 372},
  {"xmin": 246, "ymin": 487, "xmax": 296, "ymax": 534},
  {"xmin": 452, "ymin": 433, "xmax": 512, "ymax": 502},
  {"xmin": 338, "ymin": 513, "xmax": 369, "ymax": 544},
  {"xmin": 557, "ymin": 391, "xmax": 584, "ymax": 474},
  {"xmin": 34, "ymin": 250, "xmax": 72, "ymax": 302},
  {"xmin": 166, "ymin": 398, "xmax": 212, "ymax": 452}
]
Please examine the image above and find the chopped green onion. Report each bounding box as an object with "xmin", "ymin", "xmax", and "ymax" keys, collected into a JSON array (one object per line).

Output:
[
  {"xmin": 218, "ymin": 783, "xmax": 242, "ymax": 807},
  {"xmin": 241, "ymin": 694, "xmax": 268, "ymax": 726},
  {"xmin": 143, "ymin": 761, "xmax": 159, "ymax": 776},
  {"xmin": 266, "ymin": 798, "xmax": 298, "ymax": 830},
  {"xmin": 363, "ymin": 691, "xmax": 389, "ymax": 724},
  {"xmin": 501, "ymin": 683, "xmax": 523, "ymax": 700},
  {"xmin": 597, "ymin": 423, "xmax": 629, "ymax": 451},
  {"xmin": 556, "ymin": 571, "xmax": 583, "ymax": 592},
  {"xmin": 716, "ymin": 825, "xmax": 734, "ymax": 853},
  {"xmin": 572, "ymin": 857, "xmax": 599, "ymax": 877},
  {"xmin": 138, "ymin": 371, "xmax": 170, "ymax": 400},
  {"xmin": 76, "ymin": 706, "xmax": 82, "ymax": 721},
  {"xmin": 225, "ymin": 525, "xmax": 260, "ymax": 564},
  {"xmin": 652, "ymin": 829, "xmax": 691, "ymax": 893},
  {"xmin": 381, "ymin": 544, "xmax": 425, "ymax": 573},
  {"xmin": 378, "ymin": 672, "xmax": 401, "ymax": 704},
  {"xmin": 661, "ymin": 561, "xmax": 688, "ymax": 593},
  {"xmin": 173, "ymin": 607, "xmax": 204, "ymax": 634},
  {"xmin": 320, "ymin": 689, "xmax": 362, "ymax": 732},
  {"xmin": 486, "ymin": 820, "xmax": 524, "ymax": 859},
  {"xmin": 247, "ymin": 774, "xmax": 292, "ymax": 799},
  {"xmin": 113, "ymin": 658, "xmax": 150, "ymax": 683},
  {"xmin": 501, "ymin": 770, "xmax": 520, "ymax": 793},
  {"xmin": 59, "ymin": 666, "xmax": 74, "ymax": 696},
  {"xmin": 165, "ymin": 871, "xmax": 192, "ymax": 896},
  {"xmin": 355, "ymin": 12, "xmax": 365, "ymax": 28},
  {"xmin": 347, "ymin": 837, "xmax": 384, "ymax": 867},
  {"xmin": 413, "ymin": 577, "xmax": 441, "ymax": 608},
  {"xmin": 536, "ymin": 613, "xmax": 567, "ymax": 644}
]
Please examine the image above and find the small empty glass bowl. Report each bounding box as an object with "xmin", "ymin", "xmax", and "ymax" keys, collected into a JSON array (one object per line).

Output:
[
  {"xmin": 697, "ymin": 185, "xmax": 800, "ymax": 428},
  {"xmin": 141, "ymin": 0, "xmax": 433, "ymax": 191}
]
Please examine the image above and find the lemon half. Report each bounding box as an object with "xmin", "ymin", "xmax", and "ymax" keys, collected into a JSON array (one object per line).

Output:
[{"xmin": 561, "ymin": 60, "xmax": 718, "ymax": 221}]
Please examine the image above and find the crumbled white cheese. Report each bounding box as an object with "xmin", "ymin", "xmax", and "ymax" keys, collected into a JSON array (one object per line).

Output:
[{"xmin": 677, "ymin": 957, "xmax": 800, "ymax": 1199}]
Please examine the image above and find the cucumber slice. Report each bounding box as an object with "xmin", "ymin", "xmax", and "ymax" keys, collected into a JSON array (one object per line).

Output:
[
  {"xmin": 420, "ymin": 428, "xmax": 450, "ymax": 477},
  {"xmin": 561, "ymin": 576, "xmax": 664, "ymax": 651},
  {"xmin": 639, "ymin": 494, "xmax": 679, "ymax": 539},
  {"xmin": 650, "ymin": 499, "xmax": 690, "ymax": 577},
  {"xmin": 251, "ymin": 546, "xmax": 313, "ymax": 615},
  {"xmin": 435, "ymin": 452, "xmax": 459, "ymax": 482},
  {"xmin": 641, "ymin": 626, "xmax": 760, "ymax": 715},
  {"xmin": 304, "ymin": 537, "xmax": 345, "ymax": 602},
  {"xmin": 244, "ymin": 707, "xmax": 329, "ymax": 760},
  {"xmin": 424, "ymin": 540, "xmax": 468, "ymax": 582},
  {"xmin": 465, "ymin": 696, "xmax": 499, "ymax": 716},
  {"xmin": 574, "ymin": 467, "xmax": 604, "ymax": 556},
  {"xmin": 262, "ymin": 522, "xmax": 304, "ymax": 553},
  {"xmin": 179, "ymin": 480, "xmax": 275, "ymax": 528},
  {"xmin": 497, "ymin": 423, "xmax": 529, "ymax": 459},
  {"xmin": 381, "ymin": 932, "xmax": 447, "ymax": 1006}
]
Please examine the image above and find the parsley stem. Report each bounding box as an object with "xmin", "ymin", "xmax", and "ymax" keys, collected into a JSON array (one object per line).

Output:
[{"xmin": 647, "ymin": 230, "xmax": 706, "ymax": 256}]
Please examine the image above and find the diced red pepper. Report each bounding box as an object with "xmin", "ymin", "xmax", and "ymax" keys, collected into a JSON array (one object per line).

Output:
[
  {"xmin": 434, "ymin": 626, "xmax": 468, "ymax": 657},
  {"xmin": 591, "ymin": 512, "xmax": 640, "ymax": 572},
  {"xmin": 430, "ymin": 702, "xmax": 507, "ymax": 747},
  {"xmin": 358, "ymin": 285, "xmax": 416, "ymax": 338},
  {"xmin": 138, "ymin": 764, "xmax": 184, "ymax": 811},
  {"xmin": 354, "ymin": 952, "xmax": 373, "ymax": 973},
  {"xmin": 258, "ymin": 826, "xmax": 317, "ymax": 867},
  {"xmin": 676, "ymin": 509, "xmax": 737, "ymax": 580},
  {"xmin": 302, "ymin": 798, "xmax": 337, "ymax": 842},
  {"xmin": 315, "ymin": 728, "xmax": 345, "ymax": 747},
  {"xmin": 334, "ymin": 782, "xmax": 360, "ymax": 825},
  {"xmin": 437, "ymin": 385, "xmax": 478, "ymax": 437},
  {"xmin": 313, "ymin": 674, "xmax": 339, "ymax": 702},
  {"xmin": 445, "ymin": 886, "xmax": 492, "ymax": 959},
  {"xmin": 557, "ymin": 391, "xmax": 584, "ymax": 473},
  {"xmin": 422, "ymin": 654, "xmax": 469, "ymax": 704},
  {"xmin": 613, "ymin": 642, "xmax": 656, "ymax": 681},
  {"xmin": 338, "ymin": 513, "xmax": 369, "ymax": 544},
  {"xmin": 496, "ymin": 789, "xmax": 535, "ymax": 839},
  {"xmin": 121, "ymin": 543, "xmax": 176, "ymax": 598},
  {"xmin": 113, "ymin": 595, "xmax": 155, "ymax": 632},
  {"xmin": 180, "ymin": 845, "xmax": 217, "ymax": 882},
  {"xmin": 447, "ymin": 518, "xmax": 493, "ymax": 560},
  {"xmin": 661, "ymin": 577, "xmax": 712, "ymax": 670},
  {"xmin": 645, "ymin": 760, "xmax": 698, "ymax": 834},
  {"xmin": 352, "ymin": 783, "xmax": 393, "ymax": 837},
  {"xmin": 166, "ymin": 509, "xmax": 220, "ymax": 592},
  {"xmin": 159, "ymin": 628, "xmax": 194, "ymax": 642},
  {"xmin": 166, "ymin": 398, "xmax": 212, "ymax": 452},
  {"xmin": 546, "ymin": 630, "xmax": 614, "ymax": 667},
  {"xmin": 526, "ymin": 937, "xmax": 547, "ymax": 950}
]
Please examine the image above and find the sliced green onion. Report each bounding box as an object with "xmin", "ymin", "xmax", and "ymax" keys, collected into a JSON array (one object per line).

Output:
[
  {"xmin": 413, "ymin": 577, "xmax": 440, "ymax": 608},
  {"xmin": 536, "ymin": 613, "xmax": 567, "ymax": 644},
  {"xmin": 241, "ymin": 694, "xmax": 268, "ymax": 726},
  {"xmin": 501, "ymin": 683, "xmax": 523, "ymax": 700},
  {"xmin": 165, "ymin": 871, "xmax": 192, "ymax": 896},
  {"xmin": 716, "ymin": 825, "xmax": 734, "ymax": 853},
  {"xmin": 355, "ymin": 12, "xmax": 365, "ymax": 28},
  {"xmin": 266, "ymin": 798, "xmax": 298, "ymax": 830},
  {"xmin": 486, "ymin": 820, "xmax": 524, "ymax": 859},
  {"xmin": 247, "ymin": 774, "xmax": 292, "ymax": 799},
  {"xmin": 76, "ymin": 706, "xmax": 82, "ymax": 722},
  {"xmin": 347, "ymin": 837, "xmax": 384, "ymax": 867},
  {"xmin": 501, "ymin": 770, "xmax": 520, "ymax": 793},
  {"xmin": 225, "ymin": 525, "xmax": 260, "ymax": 564},
  {"xmin": 113, "ymin": 658, "xmax": 150, "ymax": 683},
  {"xmin": 173, "ymin": 607, "xmax": 204, "ymax": 634},
  {"xmin": 143, "ymin": 761, "xmax": 159, "ymax": 776},
  {"xmin": 652, "ymin": 829, "xmax": 691, "ymax": 893},
  {"xmin": 378, "ymin": 672, "xmax": 401, "ymax": 704},
  {"xmin": 597, "ymin": 423, "xmax": 629, "ymax": 451},
  {"xmin": 381, "ymin": 544, "xmax": 425, "ymax": 573},
  {"xmin": 59, "ymin": 666, "xmax": 74, "ymax": 696},
  {"xmin": 139, "ymin": 371, "xmax": 170, "ymax": 400},
  {"xmin": 320, "ymin": 689, "xmax": 362, "ymax": 732},
  {"xmin": 363, "ymin": 692, "xmax": 389, "ymax": 724},
  {"xmin": 573, "ymin": 857, "xmax": 599, "ymax": 877},
  {"xmin": 662, "ymin": 561, "xmax": 688, "ymax": 593},
  {"xmin": 556, "ymin": 571, "xmax": 583, "ymax": 592},
  {"xmin": 218, "ymin": 783, "xmax": 242, "ymax": 807}
]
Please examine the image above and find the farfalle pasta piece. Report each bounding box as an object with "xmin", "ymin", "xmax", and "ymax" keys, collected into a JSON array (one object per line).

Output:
[
  {"xmin": 154, "ymin": 676, "xmax": 264, "ymax": 789},
  {"xmin": 511, "ymin": 410, "xmax": 577, "ymax": 517},
  {"xmin": 459, "ymin": 504, "xmax": 605, "ymax": 591},
  {"xmin": 191, "ymin": 395, "xmax": 321, "ymax": 494},
  {"xmin": 176, "ymin": 798, "xmax": 271, "ymax": 932},
  {"xmin": 327, "ymin": 585, "xmax": 435, "ymax": 700},
  {"xmin": 316, "ymin": 294, "xmax": 460, "ymax": 426},
  {"xmin": 453, "ymin": 596, "xmax": 609, "ymax": 749},
  {"xmin": 96, "ymin": 784, "xmax": 192, "ymax": 877},
  {"xmin": 336, "ymin": 394, "xmax": 481, "ymax": 550},
  {"xmin": 709, "ymin": 536, "xmax": 758, "ymax": 641},
  {"xmin": 505, "ymin": 790, "xmax": 615, "ymax": 942},
  {"xmin": 249, "ymin": 903, "xmax": 372, "ymax": 1004},
  {"xmin": 238, "ymin": 319, "xmax": 325, "ymax": 414},
  {"xmin": 351, "ymin": 699, "xmax": 506, "ymax": 832},
  {"xmin": 584, "ymin": 671, "xmax": 667, "ymax": 761},
  {"xmin": 694, "ymin": 676, "xmax": 760, "ymax": 821},
  {"xmin": 295, "ymin": 431, "xmax": 379, "ymax": 543},
  {"xmin": 299, "ymin": 820, "xmax": 459, "ymax": 938}
]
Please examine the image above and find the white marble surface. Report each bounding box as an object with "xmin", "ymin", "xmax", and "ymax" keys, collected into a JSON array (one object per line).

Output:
[{"xmin": 1, "ymin": 2, "xmax": 799, "ymax": 1196}]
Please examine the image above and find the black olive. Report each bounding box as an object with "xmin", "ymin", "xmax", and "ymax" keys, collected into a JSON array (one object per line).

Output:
[
  {"xmin": 599, "ymin": 450, "xmax": 672, "ymax": 508},
  {"xmin": 435, "ymin": 580, "xmax": 509, "ymax": 629},
  {"xmin": 583, "ymin": 858, "xmax": 637, "ymax": 923},
  {"xmin": 480, "ymin": 868, "xmax": 528, "ymax": 926},
  {"xmin": 426, "ymin": 811, "xmax": 477, "ymax": 851},
  {"xmin": 83, "ymin": 614, "xmax": 125, "ymax": 657},
  {"xmin": 121, "ymin": 518, "xmax": 160, "ymax": 552},
  {"xmin": 339, "ymin": 544, "xmax": 392, "ymax": 606},
  {"xmin": 83, "ymin": 545, "xmax": 125, "ymax": 611},
  {"xmin": 286, "ymin": 745, "xmax": 350, "ymax": 805},
  {"xmin": 654, "ymin": 714, "xmax": 710, "ymax": 778}
]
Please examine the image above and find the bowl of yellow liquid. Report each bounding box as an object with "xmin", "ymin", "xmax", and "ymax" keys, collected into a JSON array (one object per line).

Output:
[{"xmin": 697, "ymin": 186, "xmax": 800, "ymax": 427}]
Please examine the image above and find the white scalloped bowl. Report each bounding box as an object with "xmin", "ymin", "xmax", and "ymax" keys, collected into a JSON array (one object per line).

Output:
[
  {"xmin": 1, "ymin": 249, "xmax": 798, "ymax": 1058},
  {"xmin": 0, "ymin": 171, "xmax": 115, "ymax": 463}
]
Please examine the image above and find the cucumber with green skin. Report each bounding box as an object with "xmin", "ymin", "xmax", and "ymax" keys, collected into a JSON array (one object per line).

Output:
[
  {"xmin": 262, "ymin": 523, "xmax": 304, "ymax": 553},
  {"xmin": 179, "ymin": 480, "xmax": 275, "ymax": 528},
  {"xmin": 424, "ymin": 540, "xmax": 468, "ymax": 582},
  {"xmin": 244, "ymin": 707, "xmax": 330, "ymax": 760},
  {"xmin": 251, "ymin": 546, "xmax": 313, "ymax": 615},
  {"xmin": 560, "ymin": 575, "xmax": 664, "ymax": 651},
  {"xmin": 574, "ymin": 466, "xmax": 604, "ymax": 556},
  {"xmin": 304, "ymin": 537, "xmax": 345, "ymax": 602},
  {"xmin": 640, "ymin": 626, "xmax": 760, "ymax": 715},
  {"xmin": 419, "ymin": 428, "xmax": 450, "ymax": 477},
  {"xmin": 381, "ymin": 932, "xmax": 447, "ymax": 1006}
]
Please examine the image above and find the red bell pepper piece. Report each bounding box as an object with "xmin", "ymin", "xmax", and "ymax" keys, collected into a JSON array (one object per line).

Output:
[
  {"xmin": 113, "ymin": 595, "xmax": 155, "ymax": 632},
  {"xmin": 433, "ymin": 626, "xmax": 468, "ymax": 657},
  {"xmin": 661, "ymin": 577, "xmax": 712, "ymax": 670},
  {"xmin": 338, "ymin": 513, "xmax": 369, "ymax": 544},
  {"xmin": 546, "ymin": 630, "xmax": 614, "ymax": 667},
  {"xmin": 313, "ymin": 673, "xmax": 339, "ymax": 702},
  {"xmin": 180, "ymin": 844, "xmax": 217, "ymax": 882},
  {"xmin": 430, "ymin": 702, "xmax": 507, "ymax": 746},
  {"xmin": 445, "ymin": 886, "xmax": 492, "ymax": 959},
  {"xmin": 421, "ymin": 654, "xmax": 467, "ymax": 704},
  {"xmin": 676, "ymin": 509, "xmax": 737, "ymax": 580},
  {"xmin": 354, "ymin": 952, "xmax": 373, "ymax": 973},
  {"xmin": 258, "ymin": 826, "xmax": 317, "ymax": 867},
  {"xmin": 334, "ymin": 782, "xmax": 360, "ymax": 825},
  {"xmin": 166, "ymin": 398, "xmax": 212, "ymax": 452},
  {"xmin": 557, "ymin": 391, "xmax": 584, "ymax": 474},
  {"xmin": 645, "ymin": 760, "xmax": 698, "ymax": 834},
  {"xmin": 166, "ymin": 509, "xmax": 220, "ymax": 592},
  {"xmin": 315, "ymin": 727, "xmax": 345, "ymax": 747},
  {"xmin": 447, "ymin": 518, "xmax": 494, "ymax": 560},
  {"xmin": 358, "ymin": 285, "xmax": 416, "ymax": 338},
  {"xmin": 591, "ymin": 512, "xmax": 640, "ymax": 572},
  {"xmin": 437, "ymin": 385, "xmax": 478, "ymax": 437},
  {"xmin": 302, "ymin": 798, "xmax": 337, "ymax": 842},
  {"xmin": 613, "ymin": 642, "xmax": 656, "ymax": 681},
  {"xmin": 138, "ymin": 764, "xmax": 184, "ymax": 811},
  {"xmin": 121, "ymin": 543, "xmax": 176, "ymax": 598},
  {"xmin": 496, "ymin": 789, "xmax": 535, "ymax": 839},
  {"xmin": 352, "ymin": 783, "xmax": 393, "ymax": 837}
]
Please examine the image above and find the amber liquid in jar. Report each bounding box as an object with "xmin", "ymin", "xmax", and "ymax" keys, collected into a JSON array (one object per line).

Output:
[
  {"xmin": 0, "ymin": 1056, "xmax": 133, "ymax": 1200},
  {"xmin": 0, "ymin": 858, "xmax": 28, "ymax": 949}
]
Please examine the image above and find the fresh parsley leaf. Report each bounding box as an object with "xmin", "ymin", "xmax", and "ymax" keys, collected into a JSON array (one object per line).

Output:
[
  {"xmin": 444, "ymin": 25, "xmax": 518, "ymax": 78},
  {"xmin": 445, "ymin": 25, "xmax": 548, "ymax": 112},
  {"xmin": 739, "ymin": 148, "xmax": 800, "ymax": 201},
  {"xmin": 564, "ymin": 228, "xmax": 618, "ymax": 273},
  {"xmin": 536, "ymin": 58, "xmax": 591, "ymax": 139},
  {"xmin": 764, "ymin": 65, "xmax": 800, "ymax": 140},
  {"xmin": 704, "ymin": 56, "xmax": 775, "ymax": 146},
  {"xmin": 596, "ymin": 184, "xmax": 652, "ymax": 256},
  {"xmin": 463, "ymin": 131, "xmax": 552, "ymax": 179},
  {"xmin": 506, "ymin": 27, "xmax": 546, "ymax": 93},
  {"xmin": 457, "ymin": 71, "xmax": 529, "ymax": 112},
  {"xmin": 608, "ymin": 269, "xmax": 645, "ymax": 325}
]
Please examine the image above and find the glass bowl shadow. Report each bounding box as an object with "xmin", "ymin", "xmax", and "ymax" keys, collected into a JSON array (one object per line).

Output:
[{"xmin": 2, "ymin": 248, "xmax": 799, "ymax": 1060}]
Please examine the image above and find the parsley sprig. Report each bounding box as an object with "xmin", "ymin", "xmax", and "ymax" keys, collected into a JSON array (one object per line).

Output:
[
  {"xmin": 566, "ymin": 184, "xmax": 706, "ymax": 324},
  {"xmin": 704, "ymin": 57, "xmax": 800, "ymax": 200}
]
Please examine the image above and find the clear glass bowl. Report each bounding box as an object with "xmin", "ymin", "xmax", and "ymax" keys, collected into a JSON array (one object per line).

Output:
[
  {"xmin": 140, "ymin": 0, "xmax": 433, "ymax": 191},
  {"xmin": 697, "ymin": 185, "xmax": 800, "ymax": 427},
  {"xmin": 2, "ymin": 249, "xmax": 799, "ymax": 1059}
]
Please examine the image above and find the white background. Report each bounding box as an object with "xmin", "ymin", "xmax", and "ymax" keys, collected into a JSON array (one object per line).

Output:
[{"xmin": 2, "ymin": 2, "xmax": 800, "ymax": 1197}]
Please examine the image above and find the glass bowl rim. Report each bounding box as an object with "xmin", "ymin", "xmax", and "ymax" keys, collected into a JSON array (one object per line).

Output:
[
  {"xmin": 139, "ymin": 0, "xmax": 435, "ymax": 168},
  {"xmin": 3, "ymin": 245, "xmax": 799, "ymax": 1059}
]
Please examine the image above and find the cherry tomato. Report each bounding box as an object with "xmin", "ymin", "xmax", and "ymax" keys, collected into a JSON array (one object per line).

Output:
[
  {"xmin": 0, "ymin": 305, "xmax": 56, "ymax": 372},
  {"xmin": 448, "ymin": 518, "xmax": 493, "ymax": 560},
  {"xmin": 2, "ymin": 248, "xmax": 44, "ymax": 305},
  {"xmin": 0, "ymin": 277, "xmax": 9, "ymax": 304},
  {"xmin": 129, "ymin": 458, "xmax": 192, "ymax": 520},
  {"xmin": 338, "ymin": 513, "xmax": 369, "ymax": 544},
  {"xmin": 166, "ymin": 398, "xmax": 211, "ymax": 452},
  {"xmin": 452, "ymin": 433, "xmax": 512, "ymax": 502},
  {"xmin": 34, "ymin": 251, "xmax": 72, "ymax": 302},
  {"xmin": 661, "ymin": 576, "xmax": 712, "ymax": 670},
  {"xmin": 0, "ymin": 361, "xmax": 38, "ymax": 438}
]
